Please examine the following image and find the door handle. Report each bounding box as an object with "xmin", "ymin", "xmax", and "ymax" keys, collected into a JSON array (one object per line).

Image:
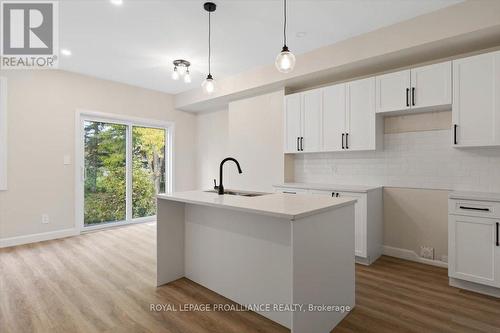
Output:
[
  {"xmin": 300, "ymin": 137, "xmax": 304, "ymax": 151},
  {"xmin": 342, "ymin": 133, "xmax": 345, "ymax": 149},
  {"xmin": 297, "ymin": 137, "xmax": 300, "ymax": 151},
  {"xmin": 453, "ymin": 124, "xmax": 458, "ymax": 145},
  {"xmin": 412, "ymin": 87, "xmax": 415, "ymax": 106},
  {"xmin": 406, "ymin": 88, "xmax": 410, "ymax": 107},
  {"xmin": 345, "ymin": 133, "xmax": 349, "ymax": 149},
  {"xmin": 496, "ymin": 222, "xmax": 499, "ymax": 246}
]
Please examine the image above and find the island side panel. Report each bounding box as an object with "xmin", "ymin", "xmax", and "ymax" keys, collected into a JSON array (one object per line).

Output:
[
  {"xmin": 184, "ymin": 204, "xmax": 293, "ymax": 329},
  {"xmin": 291, "ymin": 204, "xmax": 355, "ymax": 333},
  {"xmin": 157, "ymin": 199, "xmax": 185, "ymax": 286}
]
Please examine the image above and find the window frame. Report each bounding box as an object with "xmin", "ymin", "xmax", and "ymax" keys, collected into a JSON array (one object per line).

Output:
[{"xmin": 75, "ymin": 109, "xmax": 174, "ymax": 232}]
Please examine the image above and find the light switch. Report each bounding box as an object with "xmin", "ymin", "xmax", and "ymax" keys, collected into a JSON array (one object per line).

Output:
[{"xmin": 64, "ymin": 155, "xmax": 71, "ymax": 165}]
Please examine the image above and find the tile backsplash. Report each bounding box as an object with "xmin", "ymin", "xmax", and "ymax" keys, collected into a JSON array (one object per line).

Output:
[{"xmin": 294, "ymin": 129, "xmax": 500, "ymax": 192}]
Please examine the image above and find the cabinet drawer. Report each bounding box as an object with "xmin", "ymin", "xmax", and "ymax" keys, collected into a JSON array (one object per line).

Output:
[{"xmin": 449, "ymin": 199, "xmax": 500, "ymax": 218}]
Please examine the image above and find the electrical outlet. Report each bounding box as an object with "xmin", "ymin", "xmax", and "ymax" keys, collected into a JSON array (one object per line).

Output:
[
  {"xmin": 420, "ymin": 246, "xmax": 434, "ymax": 260},
  {"xmin": 41, "ymin": 214, "xmax": 49, "ymax": 224}
]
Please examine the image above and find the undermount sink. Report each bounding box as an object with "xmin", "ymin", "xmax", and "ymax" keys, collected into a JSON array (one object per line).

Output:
[{"xmin": 204, "ymin": 189, "xmax": 270, "ymax": 197}]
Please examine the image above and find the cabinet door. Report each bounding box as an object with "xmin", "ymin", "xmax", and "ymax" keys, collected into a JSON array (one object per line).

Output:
[
  {"xmin": 284, "ymin": 94, "xmax": 302, "ymax": 153},
  {"xmin": 411, "ymin": 61, "xmax": 451, "ymax": 109},
  {"xmin": 302, "ymin": 90, "xmax": 322, "ymax": 152},
  {"xmin": 452, "ymin": 51, "xmax": 500, "ymax": 147},
  {"xmin": 346, "ymin": 77, "xmax": 376, "ymax": 151},
  {"xmin": 449, "ymin": 215, "xmax": 500, "ymax": 287},
  {"xmin": 322, "ymin": 84, "xmax": 346, "ymax": 152},
  {"xmin": 375, "ymin": 70, "xmax": 411, "ymax": 113}
]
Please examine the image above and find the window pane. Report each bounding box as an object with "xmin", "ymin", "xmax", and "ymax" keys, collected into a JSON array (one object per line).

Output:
[
  {"xmin": 84, "ymin": 121, "xmax": 127, "ymax": 225},
  {"xmin": 132, "ymin": 126, "xmax": 166, "ymax": 218}
]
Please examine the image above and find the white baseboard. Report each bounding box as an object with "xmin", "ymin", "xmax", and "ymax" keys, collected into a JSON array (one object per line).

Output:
[
  {"xmin": 383, "ymin": 245, "xmax": 448, "ymax": 268},
  {"xmin": 0, "ymin": 228, "xmax": 80, "ymax": 248}
]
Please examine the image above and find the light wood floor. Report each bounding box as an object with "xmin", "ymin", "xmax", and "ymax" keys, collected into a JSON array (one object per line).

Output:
[{"xmin": 1, "ymin": 223, "xmax": 499, "ymax": 333}]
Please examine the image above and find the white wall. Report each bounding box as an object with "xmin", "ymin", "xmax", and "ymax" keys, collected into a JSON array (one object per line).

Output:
[
  {"xmin": 195, "ymin": 90, "xmax": 285, "ymax": 192},
  {"xmin": 0, "ymin": 70, "xmax": 197, "ymax": 242},
  {"xmin": 195, "ymin": 108, "xmax": 229, "ymax": 190}
]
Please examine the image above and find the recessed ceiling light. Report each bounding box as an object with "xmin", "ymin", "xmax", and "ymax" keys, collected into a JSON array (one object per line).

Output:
[
  {"xmin": 110, "ymin": 0, "xmax": 123, "ymax": 6},
  {"xmin": 61, "ymin": 49, "xmax": 72, "ymax": 56}
]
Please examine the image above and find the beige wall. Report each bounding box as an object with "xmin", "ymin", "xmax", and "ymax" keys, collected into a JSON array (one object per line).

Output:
[
  {"xmin": 0, "ymin": 70, "xmax": 196, "ymax": 240},
  {"xmin": 195, "ymin": 90, "xmax": 285, "ymax": 192},
  {"xmin": 384, "ymin": 187, "xmax": 449, "ymax": 261}
]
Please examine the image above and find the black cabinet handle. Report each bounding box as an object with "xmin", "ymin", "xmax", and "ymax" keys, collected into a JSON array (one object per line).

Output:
[
  {"xmin": 454, "ymin": 124, "xmax": 458, "ymax": 145},
  {"xmin": 496, "ymin": 222, "xmax": 499, "ymax": 247},
  {"xmin": 331, "ymin": 192, "xmax": 335, "ymax": 197},
  {"xmin": 297, "ymin": 137, "xmax": 300, "ymax": 151},
  {"xmin": 283, "ymin": 191, "xmax": 296, "ymax": 194},
  {"xmin": 406, "ymin": 88, "xmax": 410, "ymax": 107},
  {"xmin": 342, "ymin": 133, "xmax": 345, "ymax": 149},
  {"xmin": 459, "ymin": 206, "xmax": 490, "ymax": 212},
  {"xmin": 345, "ymin": 133, "xmax": 349, "ymax": 149},
  {"xmin": 300, "ymin": 137, "xmax": 304, "ymax": 151},
  {"xmin": 412, "ymin": 87, "xmax": 415, "ymax": 106}
]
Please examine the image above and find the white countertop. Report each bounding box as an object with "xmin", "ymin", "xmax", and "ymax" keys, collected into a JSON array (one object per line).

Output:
[
  {"xmin": 157, "ymin": 190, "xmax": 356, "ymax": 220},
  {"xmin": 274, "ymin": 182, "xmax": 382, "ymax": 193},
  {"xmin": 449, "ymin": 190, "xmax": 500, "ymax": 203}
]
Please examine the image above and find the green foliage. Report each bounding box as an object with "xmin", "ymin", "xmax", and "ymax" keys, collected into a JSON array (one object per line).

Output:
[{"xmin": 84, "ymin": 122, "xmax": 165, "ymax": 225}]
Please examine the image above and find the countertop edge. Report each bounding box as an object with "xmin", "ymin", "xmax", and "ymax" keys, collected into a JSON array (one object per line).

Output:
[
  {"xmin": 273, "ymin": 183, "xmax": 383, "ymax": 193},
  {"xmin": 448, "ymin": 191, "xmax": 500, "ymax": 203},
  {"xmin": 157, "ymin": 194, "xmax": 357, "ymax": 221}
]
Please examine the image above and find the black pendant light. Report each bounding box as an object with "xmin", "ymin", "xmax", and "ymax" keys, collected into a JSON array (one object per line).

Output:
[
  {"xmin": 275, "ymin": 0, "xmax": 295, "ymax": 73},
  {"xmin": 202, "ymin": 2, "xmax": 216, "ymax": 94}
]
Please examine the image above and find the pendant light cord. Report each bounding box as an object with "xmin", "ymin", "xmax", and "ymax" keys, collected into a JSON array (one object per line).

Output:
[
  {"xmin": 208, "ymin": 11, "xmax": 211, "ymax": 75},
  {"xmin": 283, "ymin": 0, "xmax": 287, "ymax": 47}
]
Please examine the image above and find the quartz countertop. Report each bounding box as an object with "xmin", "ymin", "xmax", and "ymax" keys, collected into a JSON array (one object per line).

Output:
[
  {"xmin": 274, "ymin": 182, "xmax": 382, "ymax": 193},
  {"xmin": 157, "ymin": 190, "xmax": 356, "ymax": 220},
  {"xmin": 449, "ymin": 190, "xmax": 500, "ymax": 203}
]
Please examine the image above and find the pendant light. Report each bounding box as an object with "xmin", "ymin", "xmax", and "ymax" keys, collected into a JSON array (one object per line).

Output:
[
  {"xmin": 275, "ymin": 0, "xmax": 295, "ymax": 73},
  {"xmin": 202, "ymin": 2, "xmax": 216, "ymax": 94}
]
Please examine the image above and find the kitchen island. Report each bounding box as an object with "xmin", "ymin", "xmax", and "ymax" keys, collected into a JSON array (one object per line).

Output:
[{"xmin": 156, "ymin": 190, "xmax": 356, "ymax": 333}]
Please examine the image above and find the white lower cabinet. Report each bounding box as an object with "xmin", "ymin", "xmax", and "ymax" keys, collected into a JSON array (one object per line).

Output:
[
  {"xmin": 276, "ymin": 185, "xmax": 383, "ymax": 265},
  {"xmin": 448, "ymin": 193, "xmax": 500, "ymax": 296}
]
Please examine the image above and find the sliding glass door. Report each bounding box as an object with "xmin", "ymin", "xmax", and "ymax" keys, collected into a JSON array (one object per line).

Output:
[
  {"xmin": 79, "ymin": 114, "xmax": 171, "ymax": 230},
  {"xmin": 132, "ymin": 126, "xmax": 166, "ymax": 219},
  {"xmin": 84, "ymin": 121, "xmax": 127, "ymax": 225}
]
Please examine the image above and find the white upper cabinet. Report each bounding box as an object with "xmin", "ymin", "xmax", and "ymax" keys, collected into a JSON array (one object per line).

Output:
[
  {"xmin": 346, "ymin": 77, "xmax": 376, "ymax": 151},
  {"xmin": 322, "ymin": 83, "xmax": 346, "ymax": 152},
  {"xmin": 452, "ymin": 51, "xmax": 500, "ymax": 147},
  {"xmin": 375, "ymin": 70, "xmax": 411, "ymax": 113},
  {"xmin": 284, "ymin": 93, "xmax": 302, "ymax": 153},
  {"xmin": 302, "ymin": 90, "xmax": 322, "ymax": 152},
  {"xmin": 376, "ymin": 61, "xmax": 452, "ymax": 114},
  {"xmin": 411, "ymin": 62, "xmax": 452, "ymax": 109}
]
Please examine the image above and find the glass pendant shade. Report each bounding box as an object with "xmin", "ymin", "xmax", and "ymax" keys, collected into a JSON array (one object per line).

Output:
[
  {"xmin": 171, "ymin": 67, "xmax": 179, "ymax": 80},
  {"xmin": 275, "ymin": 46, "xmax": 296, "ymax": 73},
  {"xmin": 184, "ymin": 71, "xmax": 192, "ymax": 83},
  {"xmin": 202, "ymin": 74, "xmax": 215, "ymax": 94}
]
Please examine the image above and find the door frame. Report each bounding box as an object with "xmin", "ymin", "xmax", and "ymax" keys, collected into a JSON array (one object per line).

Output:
[{"xmin": 75, "ymin": 109, "xmax": 174, "ymax": 232}]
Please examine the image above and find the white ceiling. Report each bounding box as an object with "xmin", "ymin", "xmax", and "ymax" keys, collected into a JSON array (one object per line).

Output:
[{"xmin": 59, "ymin": 0, "xmax": 462, "ymax": 94}]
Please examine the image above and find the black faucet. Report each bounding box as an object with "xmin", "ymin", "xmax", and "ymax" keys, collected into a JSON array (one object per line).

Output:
[{"xmin": 215, "ymin": 157, "xmax": 242, "ymax": 195}]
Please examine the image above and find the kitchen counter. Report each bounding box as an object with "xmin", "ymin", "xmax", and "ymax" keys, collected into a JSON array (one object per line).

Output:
[
  {"xmin": 449, "ymin": 190, "xmax": 500, "ymax": 203},
  {"xmin": 274, "ymin": 182, "xmax": 382, "ymax": 193},
  {"xmin": 156, "ymin": 190, "xmax": 356, "ymax": 332},
  {"xmin": 157, "ymin": 190, "xmax": 355, "ymax": 220}
]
